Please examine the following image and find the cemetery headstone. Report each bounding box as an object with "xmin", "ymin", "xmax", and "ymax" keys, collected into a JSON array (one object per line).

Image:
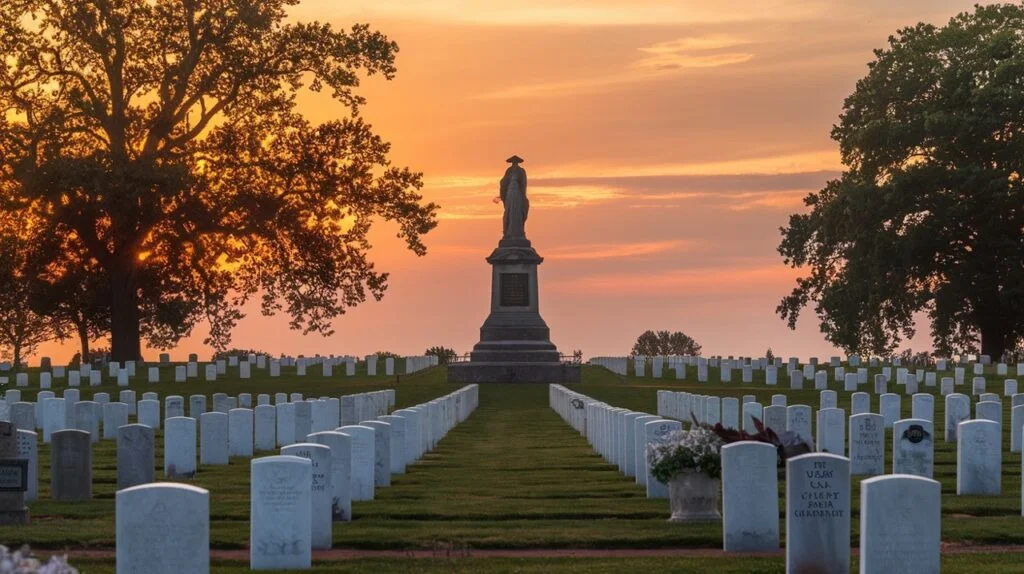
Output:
[
  {"xmin": 50, "ymin": 429, "xmax": 92, "ymax": 501},
  {"xmin": 956, "ymin": 420, "xmax": 1001, "ymax": 495},
  {"xmin": 116, "ymin": 484, "xmax": 210, "ymax": 574},
  {"xmin": 858, "ymin": 475, "xmax": 941, "ymax": 574},
  {"xmin": 307, "ymin": 431, "xmax": 353, "ymax": 522},
  {"xmin": 337, "ymin": 425, "xmax": 375, "ymax": 501},
  {"xmin": 117, "ymin": 424, "xmax": 155, "ymax": 489},
  {"xmin": 785, "ymin": 453, "xmax": 850, "ymax": 574},
  {"xmin": 722, "ymin": 441, "xmax": 778, "ymax": 551},
  {"xmin": 200, "ymin": 412, "xmax": 229, "ymax": 466},
  {"xmin": 893, "ymin": 419, "xmax": 934, "ymax": 478},
  {"xmin": 165, "ymin": 417, "xmax": 198, "ymax": 478},
  {"xmin": 848, "ymin": 413, "xmax": 883, "ymax": 476},
  {"xmin": 361, "ymin": 420, "xmax": 392, "ymax": 488},
  {"xmin": 250, "ymin": 455, "xmax": 312, "ymax": 570},
  {"xmin": 229, "ymin": 408, "xmax": 254, "ymax": 457},
  {"xmin": 0, "ymin": 422, "xmax": 29, "ymax": 524},
  {"xmin": 816, "ymin": 408, "xmax": 845, "ymax": 454},
  {"xmin": 944, "ymin": 394, "xmax": 970, "ymax": 443},
  {"xmin": 281, "ymin": 443, "xmax": 333, "ymax": 550},
  {"xmin": 786, "ymin": 405, "xmax": 813, "ymax": 445}
]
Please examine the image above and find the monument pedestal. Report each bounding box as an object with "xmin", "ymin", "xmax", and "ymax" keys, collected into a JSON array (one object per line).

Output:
[{"xmin": 448, "ymin": 237, "xmax": 580, "ymax": 384}]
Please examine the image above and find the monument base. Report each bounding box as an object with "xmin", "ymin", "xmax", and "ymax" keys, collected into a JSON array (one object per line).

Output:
[
  {"xmin": 0, "ymin": 508, "xmax": 29, "ymax": 525},
  {"xmin": 447, "ymin": 362, "xmax": 580, "ymax": 384}
]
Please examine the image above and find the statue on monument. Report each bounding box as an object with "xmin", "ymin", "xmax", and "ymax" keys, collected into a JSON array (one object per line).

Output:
[{"xmin": 498, "ymin": 155, "xmax": 529, "ymax": 239}]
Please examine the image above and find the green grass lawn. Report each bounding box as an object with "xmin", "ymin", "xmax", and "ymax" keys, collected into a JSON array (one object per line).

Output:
[
  {"xmin": 2, "ymin": 361, "xmax": 1023, "ymax": 572},
  {"xmin": 41, "ymin": 554, "xmax": 1024, "ymax": 574}
]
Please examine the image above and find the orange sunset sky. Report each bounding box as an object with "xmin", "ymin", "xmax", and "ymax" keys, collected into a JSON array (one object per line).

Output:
[{"xmin": 34, "ymin": 0, "xmax": 986, "ymax": 363}]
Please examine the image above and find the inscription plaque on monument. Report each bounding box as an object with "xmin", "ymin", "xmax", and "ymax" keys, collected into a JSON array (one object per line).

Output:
[
  {"xmin": 499, "ymin": 273, "xmax": 530, "ymax": 307},
  {"xmin": 0, "ymin": 460, "xmax": 27, "ymax": 492}
]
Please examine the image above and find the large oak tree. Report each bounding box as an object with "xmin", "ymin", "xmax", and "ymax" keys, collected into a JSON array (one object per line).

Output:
[
  {"xmin": 0, "ymin": 0, "xmax": 438, "ymax": 361},
  {"xmin": 778, "ymin": 4, "xmax": 1024, "ymax": 358}
]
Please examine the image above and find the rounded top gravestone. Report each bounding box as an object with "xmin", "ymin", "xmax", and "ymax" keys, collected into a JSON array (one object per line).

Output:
[
  {"xmin": 116, "ymin": 483, "xmax": 209, "ymax": 574},
  {"xmin": 51, "ymin": 429, "xmax": 92, "ymax": 502},
  {"xmin": 250, "ymin": 455, "xmax": 313, "ymax": 570},
  {"xmin": 785, "ymin": 453, "xmax": 851, "ymax": 574}
]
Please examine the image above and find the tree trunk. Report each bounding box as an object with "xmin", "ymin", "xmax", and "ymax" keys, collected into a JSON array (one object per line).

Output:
[
  {"xmin": 980, "ymin": 323, "xmax": 1007, "ymax": 361},
  {"xmin": 109, "ymin": 257, "xmax": 141, "ymax": 362},
  {"xmin": 76, "ymin": 319, "xmax": 90, "ymax": 364}
]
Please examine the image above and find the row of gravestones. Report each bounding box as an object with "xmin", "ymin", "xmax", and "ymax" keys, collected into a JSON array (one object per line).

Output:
[
  {"xmin": 2, "ymin": 353, "xmax": 352, "ymax": 372},
  {"xmin": 2, "ymin": 387, "xmax": 395, "ymax": 439},
  {"xmin": 2, "ymin": 385, "xmax": 479, "ymax": 572},
  {"xmin": 3, "ymin": 389, "xmax": 398, "ymax": 505},
  {"xmin": 659, "ymin": 389, "xmax": 1022, "ymax": 491},
  {"xmin": 598, "ymin": 353, "xmax": 1024, "ymax": 374},
  {"xmin": 2, "ymin": 355, "xmax": 431, "ymax": 388},
  {"xmin": 549, "ymin": 385, "xmax": 951, "ymax": 573},
  {"xmin": 657, "ymin": 387, "xmax": 1024, "ymax": 454},
  {"xmin": 634, "ymin": 362, "xmax": 1021, "ymax": 392},
  {"xmin": 553, "ymin": 384, "xmax": 1013, "ymax": 503}
]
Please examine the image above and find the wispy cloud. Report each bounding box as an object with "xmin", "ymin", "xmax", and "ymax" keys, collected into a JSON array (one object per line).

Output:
[
  {"xmin": 473, "ymin": 32, "xmax": 755, "ymax": 100},
  {"xmin": 540, "ymin": 151, "xmax": 842, "ymax": 178},
  {"xmin": 296, "ymin": 0, "xmax": 829, "ymax": 27},
  {"xmin": 631, "ymin": 34, "xmax": 754, "ymax": 72},
  {"xmin": 530, "ymin": 185, "xmax": 626, "ymax": 208},
  {"xmin": 724, "ymin": 190, "xmax": 808, "ymax": 211},
  {"xmin": 545, "ymin": 240, "xmax": 690, "ymax": 261},
  {"xmin": 547, "ymin": 265, "xmax": 803, "ymax": 296}
]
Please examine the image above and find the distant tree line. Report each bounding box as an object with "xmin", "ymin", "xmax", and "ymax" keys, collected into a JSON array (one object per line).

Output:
[{"xmin": 631, "ymin": 330, "xmax": 702, "ymax": 357}]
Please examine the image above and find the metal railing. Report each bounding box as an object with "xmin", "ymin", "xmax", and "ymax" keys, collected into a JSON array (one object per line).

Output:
[{"xmin": 447, "ymin": 352, "xmax": 582, "ymax": 365}]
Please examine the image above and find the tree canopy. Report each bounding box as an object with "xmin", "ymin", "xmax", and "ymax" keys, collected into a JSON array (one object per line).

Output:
[
  {"xmin": 778, "ymin": 3, "xmax": 1024, "ymax": 359},
  {"xmin": 631, "ymin": 330, "xmax": 702, "ymax": 357},
  {"xmin": 0, "ymin": 0, "xmax": 438, "ymax": 361},
  {"xmin": 0, "ymin": 217, "xmax": 53, "ymax": 368}
]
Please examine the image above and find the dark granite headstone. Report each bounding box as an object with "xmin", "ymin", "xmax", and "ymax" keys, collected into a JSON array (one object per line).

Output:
[
  {"xmin": 51, "ymin": 429, "xmax": 92, "ymax": 502},
  {"xmin": 117, "ymin": 424, "xmax": 155, "ymax": 490},
  {"xmin": 0, "ymin": 422, "xmax": 28, "ymax": 524}
]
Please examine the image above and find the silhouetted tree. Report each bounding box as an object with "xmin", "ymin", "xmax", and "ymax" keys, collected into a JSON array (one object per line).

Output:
[
  {"xmin": 631, "ymin": 330, "xmax": 702, "ymax": 357},
  {"xmin": 27, "ymin": 234, "xmax": 110, "ymax": 362},
  {"xmin": 0, "ymin": 0, "xmax": 438, "ymax": 361},
  {"xmin": 0, "ymin": 220, "xmax": 53, "ymax": 369},
  {"xmin": 778, "ymin": 4, "xmax": 1024, "ymax": 359}
]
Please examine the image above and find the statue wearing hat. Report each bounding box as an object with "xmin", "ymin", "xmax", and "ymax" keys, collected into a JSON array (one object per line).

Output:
[{"xmin": 498, "ymin": 155, "xmax": 529, "ymax": 239}]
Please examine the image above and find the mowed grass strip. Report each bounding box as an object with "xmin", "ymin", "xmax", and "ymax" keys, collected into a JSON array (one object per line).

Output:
[{"xmin": 46, "ymin": 552, "xmax": 1024, "ymax": 573}]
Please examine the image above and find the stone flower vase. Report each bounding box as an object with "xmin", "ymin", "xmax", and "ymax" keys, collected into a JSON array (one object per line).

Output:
[{"xmin": 667, "ymin": 469, "xmax": 721, "ymax": 523}]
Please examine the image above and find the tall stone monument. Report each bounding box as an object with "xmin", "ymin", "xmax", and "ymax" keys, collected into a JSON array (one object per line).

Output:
[{"xmin": 448, "ymin": 156, "xmax": 580, "ymax": 384}]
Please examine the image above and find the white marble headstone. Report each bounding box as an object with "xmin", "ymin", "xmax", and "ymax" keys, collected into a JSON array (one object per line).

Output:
[
  {"xmin": 116, "ymin": 483, "xmax": 210, "ymax": 574},
  {"xmin": 858, "ymin": 475, "xmax": 940, "ymax": 574},
  {"xmin": 249, "ymin": 456, "xmax": 312, "ymax": 570},
  {"xmin": 785, "ymin": 453, "xmax": 851, "ymax": 574}
]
